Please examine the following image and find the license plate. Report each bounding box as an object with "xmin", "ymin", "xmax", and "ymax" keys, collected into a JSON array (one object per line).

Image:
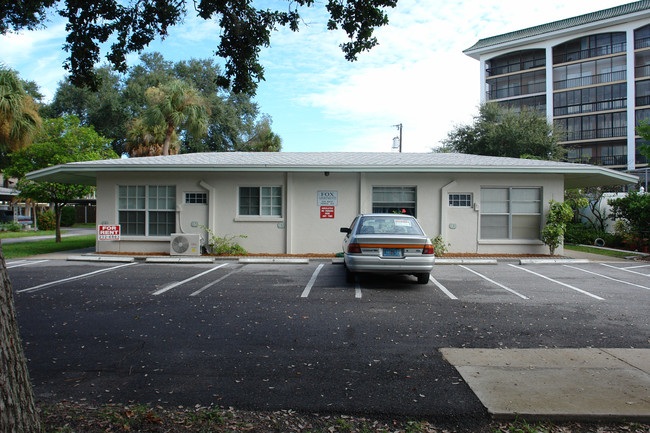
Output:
[{"xmin": 382, "ymin": 248, "xmax": 402, "ymax": 257}]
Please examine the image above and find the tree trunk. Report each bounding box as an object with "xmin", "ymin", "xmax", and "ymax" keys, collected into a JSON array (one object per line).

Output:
[
  {"xmin": 162, "ymin": 124, "xmax": 175, "ymax": 156},
  {"xmin": 0, "ymin": 242, "xmax": 43, "ymax": 433},
  {"xmin": 54, "ymin": 203, "xmax": 62, "ymax": 243}
]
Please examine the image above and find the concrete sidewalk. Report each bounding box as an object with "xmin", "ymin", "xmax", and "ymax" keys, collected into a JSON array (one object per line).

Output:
[{"xmin": 441, "ymin": 348, "xmax": 650, "ymax": 422}]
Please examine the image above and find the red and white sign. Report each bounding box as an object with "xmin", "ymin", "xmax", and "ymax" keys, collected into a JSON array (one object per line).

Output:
[
  {"xmin": 98, "ymin": 225, "xmax": 120, "ymax": 240},
  {"xmin": 320, "ymin": 206, "xmax": 335, "ymax": 219}
]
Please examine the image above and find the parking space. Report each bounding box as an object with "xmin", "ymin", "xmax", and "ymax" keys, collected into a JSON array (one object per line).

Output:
[
  {"xmin": 7, "ymin": 258, "xmax": 650, "ymax": 305},
  {"xmin": 7, "ymin": 257, "xmax": 649, "ymax": 417}
]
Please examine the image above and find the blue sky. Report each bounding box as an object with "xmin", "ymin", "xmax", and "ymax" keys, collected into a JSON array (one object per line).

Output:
[{"xmin": 0, "ymin": 0, "xmax": 631, "ymax": 153}]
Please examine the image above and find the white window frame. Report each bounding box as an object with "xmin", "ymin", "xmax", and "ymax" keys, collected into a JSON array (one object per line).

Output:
[
  {"xmin": 479, "ymin": 187, "xmax": 542, "ymax": 240},
  {"xmin": 118, "ymin": 185, "xmax": 176, "ymax": 237},
  {"xmin": 448, "ymin": 193, "xmax": 473, "ymax": 207},
  {"xmin": 185, "ymin": 192, "xmax": 208, "ymax": 205},
  {"xmin": 237, "ymin": 186, "xmax": 283, "ymax": 218},
  {"xmin": 372, "ymin": 186, "xmax": 417, "ymax": 216}
]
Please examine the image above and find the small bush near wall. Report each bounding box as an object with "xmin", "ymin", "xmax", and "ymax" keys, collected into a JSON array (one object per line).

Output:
[
  {"xmin": 38, "ymin": 211, "xmax": 56, "ymax": 231},
  {"xmin": 1, "ymin": 221, "xmax": 22, "ymax": 232}
]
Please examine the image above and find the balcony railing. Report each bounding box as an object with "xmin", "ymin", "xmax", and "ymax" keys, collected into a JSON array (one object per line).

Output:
[
  {"xmin": 635, "ymin": 64, "xmax": 650, "ymax": 78},
  {"xmin": 553, "ymin": 70, "xmax": 626, "ymax": 90},
  {"xmin": 553, "ymin": 98, "xmax": 626, "ymax": 116},
  {"xmin": 486, "ymin": 82, "xmax": 546, "ymax": 100},
  {"xmin": 554, "ymin": 42, "xmax": 626, "ymax": 64},
  {"xmin": 635, "ymin": 36, "xmax": 650, "ymax": 50},
  {"xmin": 567, "ymin": 155, "xmax": 628, "ymax": 166},
  {"xmin": 563, "ymin": 126, "xmax": 627, "ymax": 141}
]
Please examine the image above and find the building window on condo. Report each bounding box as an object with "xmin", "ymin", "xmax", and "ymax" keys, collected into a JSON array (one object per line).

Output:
[
  {"xmin": 239, "ymin": 186, "xmax": 282, "ymax": 217},
  {"xmin": 118, "ymin": 185, "xmax": 176, "ymax": 236},
  {"xmin": 480, "ymin": 187, "xmax": 541, "ymax": 240},
  {"xmin": 372, "ymin": 186, "xmax": 416, "ymax": 216},
  {"xmin": 185, "ymin": 192, "xmax": 208, "ymax": 204},
  {"xmin": 448, "ymin": 193, "xmax": 472, "ymax": 207}
]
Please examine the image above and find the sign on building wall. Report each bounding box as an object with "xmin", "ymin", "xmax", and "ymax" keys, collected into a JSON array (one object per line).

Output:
[
  {"xmin": 98, "ymin": 225, "xmax": 120, "ymax": 240},
  {"xmin": 318, "ymin": 191, "xmax": 338, "ymax": 219}
]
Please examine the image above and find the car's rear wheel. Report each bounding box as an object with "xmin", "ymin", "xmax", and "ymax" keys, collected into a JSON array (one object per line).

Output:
[{"xmin": 416, "ymin": 273, "xmax": 430, "ymax": 284}]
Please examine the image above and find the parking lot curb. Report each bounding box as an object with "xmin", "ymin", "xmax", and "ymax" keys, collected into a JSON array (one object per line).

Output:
[
  {"xmin": 519, "ymin": 258, "xmax": 590, "ymax": 265},
  {"xmin": 435, "ymin": 258, "xmax": 498, "ymax": 265},
  {"xmin": 145, "ymin": 257, "xmax": 215, "ymax": 264},
  {"xmin": 67, "ymin": 255, "xmax": 135, "ymax": 263},
  {"xmin": 238, "ymin": 257, "xmax": 310, "ymax": 264}
]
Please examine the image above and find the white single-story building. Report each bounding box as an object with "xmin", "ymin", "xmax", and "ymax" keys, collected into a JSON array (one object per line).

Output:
[{"xmin": 26, "ymin": 152, "xmax": 638, "ymax": 255}]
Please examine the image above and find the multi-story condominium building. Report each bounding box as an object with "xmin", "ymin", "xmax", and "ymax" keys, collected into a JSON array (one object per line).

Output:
[{"xmin": 464, "ymin": 1, "xmax": 650, "ymax": 171}]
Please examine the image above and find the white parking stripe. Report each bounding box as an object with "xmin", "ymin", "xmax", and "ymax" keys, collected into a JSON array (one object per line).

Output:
[
  {"xmin": 152, "ymin": 263, "xmax": 228, "ymax": 296},
  {"xmin": 190, "ymin": 265, "xmax": 239, "ymax": 296},
  {"xmin": 355, "ymin": 282, "xmax": 362, "ymax": 299},
  {"xmin": 7, "ymin": 260, "xmax": 49, "ymax": 269},
  {"xmin": 508, "ymin": 264, "xmax": 604, "ymax": 300},
  {"xmin": 18, "ymin": 262, "xmax": 137, "ymax": 293},
  {"xmin": 622, "ymin": 264, "xmax": 650, "ymax": 270},
  {"xmin": 601, "ymin": 263, "xmax": 650, "ymax": 277},
  {"xmin": 301, "ymin": 263, "xmax": 324, "ymax": 298},
  {"xmin": 564, "ymin": 265, "xmax": 650, "ymax": 291},
  {"xmin": 430, "ymin": 275, "xmax": 458, "ymax": 300},
  {"xmin": 459, "ymin": 265, "xmax": 528, "ymax": 299}
]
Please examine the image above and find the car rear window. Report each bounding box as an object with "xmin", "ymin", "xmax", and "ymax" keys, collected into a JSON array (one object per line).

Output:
[{"xmin": 357, "ymin": 216, "xmax": 423, "ymax": 235}]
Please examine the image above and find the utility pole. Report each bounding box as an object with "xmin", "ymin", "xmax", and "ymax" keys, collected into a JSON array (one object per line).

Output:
[{"xmin": 392, "ymin": 123, "xmax": 403, "ymax": 152}]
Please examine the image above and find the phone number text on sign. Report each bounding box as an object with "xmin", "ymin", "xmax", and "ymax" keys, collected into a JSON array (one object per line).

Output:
[
  {"xmin": 98, "ymin": 225, "xmax": 120, "ymax": 240},
  {"xmin": 320, "ymin": 206, "xmax": 335, "ymax": 219}
]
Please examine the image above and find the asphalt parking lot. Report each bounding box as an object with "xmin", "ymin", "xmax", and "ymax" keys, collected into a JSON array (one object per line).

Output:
[{"xmin": 7, "ymin": 258, "xmax": 650, "ymax": 423}]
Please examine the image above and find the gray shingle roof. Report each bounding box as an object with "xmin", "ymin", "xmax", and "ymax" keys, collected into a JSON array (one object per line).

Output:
[
  {"xmin": 464, "ymin": 0, "xmax": 650, "ymax": 54},
  {"xmin": 26, "ymin": 151, "xmax": 638, "ymax": 189},
  {"xmin": 60, "ymin": 151, "xmax": 578, "ymax": 168}
]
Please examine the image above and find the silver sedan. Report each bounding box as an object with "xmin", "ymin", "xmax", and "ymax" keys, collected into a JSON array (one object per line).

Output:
[{"xmin": 340, "ymin": 214, "xmax": 435, "ymax": 284}]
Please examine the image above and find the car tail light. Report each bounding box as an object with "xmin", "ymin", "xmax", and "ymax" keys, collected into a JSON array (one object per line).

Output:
[
  {"xmin": 422, "ymin": 244, "xmax": 434, "ymax": 255},
  {"xmin": 348, "ymin": 243, "xmax": 362, "ymax": 254}
]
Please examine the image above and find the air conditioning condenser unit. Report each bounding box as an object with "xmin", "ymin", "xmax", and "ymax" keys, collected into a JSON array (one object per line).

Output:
[{"xmin": 170, "ymin": 233, "xmax": 201, "ymax": 256}]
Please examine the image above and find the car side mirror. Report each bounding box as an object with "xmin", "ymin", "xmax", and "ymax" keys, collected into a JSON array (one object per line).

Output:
[{"xmin": 340, "ymin": 227, "xmax": 351, "ymax": 234}]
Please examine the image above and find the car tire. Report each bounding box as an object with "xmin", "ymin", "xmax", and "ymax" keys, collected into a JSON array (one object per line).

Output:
[{"xmin": 416, "ymin": 273, "xmax": 430, "ymax": 284}]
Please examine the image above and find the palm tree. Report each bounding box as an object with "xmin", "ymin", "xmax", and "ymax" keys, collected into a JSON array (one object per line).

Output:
[
  {"xmin": 0, "ymin": 67, "xmax": 41, "ymax": 153},
  {"xmin": 126, "ymin": 117, "xmax": 180, "ymax": 157},
  {"xmin": 0, "ymin": 67, "xmax": 43, "ymax": 432},
  {"xmin": 142, "ymin": 79, "xmax": 210, "ymax": 156}
]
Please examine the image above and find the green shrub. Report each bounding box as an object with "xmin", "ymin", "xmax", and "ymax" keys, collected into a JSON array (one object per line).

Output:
[
  {"xmin": 37, "ymin": 210, "xmax": 56, "ymax": 231},
  {"xmin": 431, "ymin": 235, "xmax": 449, "ymax": 256},
  {"xmin": 565, "ymin": 222, "xmax": 600, "ymax": 245},
  {"xmin": 1, "ymin": 221, "xmax": 22, "ymax": 232},
  {"xmin": 60, "ymin": 206, "xmax": 77, "ymax": 227},
  {"xmin": 202, "ymin": 226, "xmax": 248, "ymax": 255}
]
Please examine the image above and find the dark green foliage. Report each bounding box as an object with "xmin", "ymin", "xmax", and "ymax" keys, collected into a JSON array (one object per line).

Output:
[
  {"xmin": 46, "ymin": 53, "xmax": 278, "ymax": 156},
  {"xmin": 441, "ymin": 103, "xmax": 566, "ymax": 160},
  {"xmin": 1, "ymin": 0, "xmax": 397, "ymax": 95},
  {"xmin": 60, "ymin": 207, "xmax": 77, "ymax": 227},
  {"xmin": 608, "ymin": 192, "xmax": 650, "ymax": 249},
  {"xmin": 564, "ymin": 222, "xmax": 624, "ymax": 248}
]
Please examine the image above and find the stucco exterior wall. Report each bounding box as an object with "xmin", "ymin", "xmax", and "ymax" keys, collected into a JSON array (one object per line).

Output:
[{"xmin": 94, "ymin": 170, "xmax": 565, "ymax": 255}]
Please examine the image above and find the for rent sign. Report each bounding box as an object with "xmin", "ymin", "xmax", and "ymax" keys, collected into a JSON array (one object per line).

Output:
[{"xmin": 98, "ymin": 225, "xmax": 120, "ymax": 240}]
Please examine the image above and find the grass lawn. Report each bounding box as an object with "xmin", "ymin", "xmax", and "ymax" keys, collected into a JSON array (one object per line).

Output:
[
  {"xmin": 0, "ymin": 230, "xmax": 61, "ymax": 239},
  {"xmin": 1, "ymin": 235, "xmax": 96, "ymax": 259},
  {"xmin": 564, "ymin": 244, "xmax": 645, "ymax": 258}
]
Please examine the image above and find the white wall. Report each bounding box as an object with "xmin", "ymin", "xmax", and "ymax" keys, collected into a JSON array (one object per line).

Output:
[{"xmin": 95, "ymin": 170, "xmax": 566, "ymax": 255}]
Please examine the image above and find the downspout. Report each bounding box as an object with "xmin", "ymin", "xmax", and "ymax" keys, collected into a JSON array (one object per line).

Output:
[
  {"xmin": 285, "ymin": 172, "xmax": 292, "ymax": 254},
  {"xmin": 440, "ymin": 180, "xmax": 457, "ymax": 239},
  {"xmin": 199, "ymin": 180, "xmax": 215, "ymax": 246}
]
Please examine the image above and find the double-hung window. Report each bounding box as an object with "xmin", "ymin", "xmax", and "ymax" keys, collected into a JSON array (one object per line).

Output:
[
  {"xmin": 118, "ymin": 185, "xmax": 176, "ymax": 236},
  {"xmin": 480, "ymin": 187, "xmax": 541, "ymax": 240},
  {"xmin": 239, "ymin": 186, "xmax": 282, "ymax": 217},
  {"xmin": 372, "ymin": 186, "xmax": 416, "ymax": 216}
]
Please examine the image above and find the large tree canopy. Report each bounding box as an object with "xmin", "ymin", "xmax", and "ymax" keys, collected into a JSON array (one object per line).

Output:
[
  {"xmin": 439, "ymin": 103, "xmax": 566, "ymax": 161},
  {"xmin": 0, "ymin": 0, "xmax": 398, "ymax": 95},
  {"xmin": 4, "ymin": 115, "xmax": 118, "ymax": 242},
  {"xmin": 46, "ymin": 53, "xmax": 280, "ymax": 156}
]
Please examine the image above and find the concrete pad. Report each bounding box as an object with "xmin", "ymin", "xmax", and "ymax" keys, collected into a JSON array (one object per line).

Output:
[
  {"xmin": 440, "ymin": 348, "xmax": 650, "ymax": 422},
  {"xmin": 435, "ymin": 258, "xmax": 497, "ymax": 265},
  {"xmin": 519, "ymin": 258, "xmax": 590, "ymax": 265},
  {"xmin": 238, "ymin": 257, "xmax": 309, "ymax": 264},
  {"xmin": 145, "ymin": 257, "xmax": 215, "ymax": 263},
  {"xmin": 67, "ymin": 255, "xmax": 135, "ymax": 263}
]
